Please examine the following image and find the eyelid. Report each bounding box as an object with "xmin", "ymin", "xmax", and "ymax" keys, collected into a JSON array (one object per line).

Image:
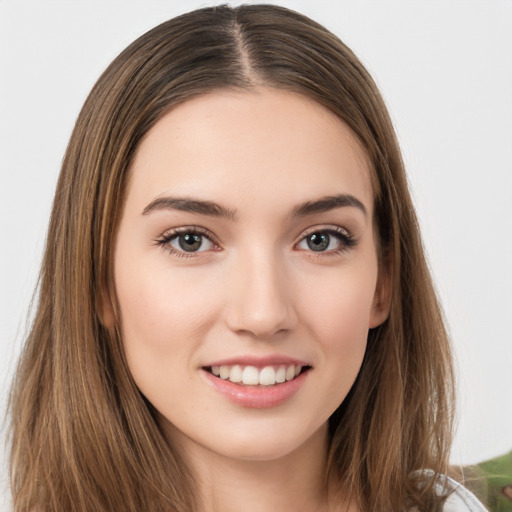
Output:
[
  {"xmin": 154, "ymin": 224, "xmax": 356, "ymax": 258},
  {"xmin": 158, "ymin": 225, "xmax": 218, "ymax": 243},
  {"xmin": 294, "ymin": 224, "xmax": 357, "ymax": 254},
  {"xmin": 298, "ymin": 224, "xmax": 353, "ymax": 240},
  {"xmin": 155, "ymin": 225, "xmax": 221, "ymax": 257}
]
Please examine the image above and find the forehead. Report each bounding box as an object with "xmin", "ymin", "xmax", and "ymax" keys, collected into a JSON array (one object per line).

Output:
[{"xmin": 127, "ymin": 88, "xmax": 373, "ymax": 219}]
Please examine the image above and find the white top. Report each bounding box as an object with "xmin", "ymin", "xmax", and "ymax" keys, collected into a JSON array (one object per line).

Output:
[{"xmin": 436, "ymin": 473, "xmax": 488, "ymax": 512}]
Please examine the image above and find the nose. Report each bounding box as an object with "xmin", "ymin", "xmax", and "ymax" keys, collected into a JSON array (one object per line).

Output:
[{"xmin": 224, "ymin": 249, "xmax": 298, "ymax": 339}]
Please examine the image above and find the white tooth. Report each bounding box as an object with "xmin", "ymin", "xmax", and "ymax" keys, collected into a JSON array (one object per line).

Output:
[
  {"xmin": 229, "ymin": 365, "xmax": 242, "ymax": 383},
  {"xmin": 285, "ymin": 365, "xmax": 295, "ymax": 381},
  {"xmin": 259, "ymin": 366, "xmax": 276, "ymax": 386},
  {"xmin": 212, "ymin": 366, "xmax": 220, "ymax": 376},
  {"xmin": 275, "ymin": 365, "xmax": 286, "ymax": 383},
  {"xmin": 294, "ymin": 365, "xmax": 301, "ymax": 376},
  {"xmin": 219, "ymin": 366, "xmax": 230, "ymax": 379},
  {"xmin": 242, "ymin": 366, "xmax": 259, "ymax": 385}
]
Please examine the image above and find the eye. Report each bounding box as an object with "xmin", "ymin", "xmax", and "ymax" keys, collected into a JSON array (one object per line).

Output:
[
  {"xmin": 169, "ymin": 232, "xmax": 213, "ymax": 253},
  {"xmin": 156, "ymin": 228, "xmax": 217, "ymax": 256},
  {"xmin": 296, "ymin": 227, "xmax": 356, "ymax": 253}
]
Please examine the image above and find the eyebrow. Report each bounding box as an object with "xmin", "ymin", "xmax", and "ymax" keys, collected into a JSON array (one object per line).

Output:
[
  {"xmin": 291, "ymin": 194, "xmax": 367, "ymax": 218},
  {"xmin": 142, "ymin": 196, "xmax": 238, "ymax": 220},
  {"xmin": 142, "ymin": 193, "xmax": 366, "ymax": 220}
]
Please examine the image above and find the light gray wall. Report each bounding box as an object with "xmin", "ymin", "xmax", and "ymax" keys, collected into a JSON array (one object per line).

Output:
[{"xmin": 1, "ymin": 1, "xmax": 511, "ymax": 509}]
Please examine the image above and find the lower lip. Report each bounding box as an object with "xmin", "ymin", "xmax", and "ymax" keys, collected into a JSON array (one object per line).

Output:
[{"xmin": 202, "ymin": 369, "xmax": 309, "ymax": 408}]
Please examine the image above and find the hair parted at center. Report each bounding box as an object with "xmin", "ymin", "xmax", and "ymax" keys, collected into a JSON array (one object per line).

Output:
[{"xmin": 9, "ymin": 4, "xmax": 454, "ymax": 512}]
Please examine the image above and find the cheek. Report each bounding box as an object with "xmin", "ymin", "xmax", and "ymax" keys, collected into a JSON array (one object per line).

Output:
[
  {"xmin": 297, "ymin": 264, "xmax": 377, "ymax": 396},
  {"xmin": 116, "ymin": 258, "xmax": 217, "ymax": 339},
  {"xmin": 114, "ymin": 262, "xmax": 224, "ymax": 419},
  {"xmin": 114, "ymin": 259, "xmax": 221, "ymax": 386},
  {"xmin": 300, "ymin": 266, "xmax": 377, "ymax": 345}
]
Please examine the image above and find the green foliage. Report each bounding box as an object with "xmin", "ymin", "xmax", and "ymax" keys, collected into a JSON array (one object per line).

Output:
[{"xmin": 463, "ymin": 450, "xmax": 512, "ymax": 512}]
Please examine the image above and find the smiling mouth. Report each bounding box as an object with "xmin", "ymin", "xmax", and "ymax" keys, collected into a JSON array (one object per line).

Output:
[{"xmin": 204, "ymin": 364, "xmax": 310, "ymax": 386}]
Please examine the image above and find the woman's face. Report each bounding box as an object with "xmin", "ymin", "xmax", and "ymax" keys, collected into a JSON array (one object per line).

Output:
[{"xmin": 112, "ymin": 88, "xmax": 389, "ymax": 463}]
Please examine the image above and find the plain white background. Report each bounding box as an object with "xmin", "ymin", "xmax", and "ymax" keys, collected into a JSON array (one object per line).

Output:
[{"xmin": 1, "ymin": 1, "xmax": 511, "ymax": 509}]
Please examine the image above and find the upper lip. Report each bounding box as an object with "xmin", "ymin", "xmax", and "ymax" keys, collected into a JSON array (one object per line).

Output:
[{"xmin": 203, "ymin": 355, "xmax": 310, "ymax": 368}]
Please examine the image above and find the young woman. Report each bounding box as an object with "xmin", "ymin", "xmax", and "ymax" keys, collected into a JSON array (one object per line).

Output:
[{"xmin": 8, "ymin": 4, "xmax": 488, "ymax": 512}]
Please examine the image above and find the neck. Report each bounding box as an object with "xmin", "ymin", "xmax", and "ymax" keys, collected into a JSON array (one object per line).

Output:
[
  {"xmin": 165, "ymin": 422, "xmax": 353, "ymax": 512},
  {"xmin": 198, "ymin": 431, "xmax": 327, "ymax": 512}
]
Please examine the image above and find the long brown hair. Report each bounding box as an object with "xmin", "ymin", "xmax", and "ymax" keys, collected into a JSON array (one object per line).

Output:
[{"xmin": 9, "ymin": 4, "xmax": 454, "ymax": 511}]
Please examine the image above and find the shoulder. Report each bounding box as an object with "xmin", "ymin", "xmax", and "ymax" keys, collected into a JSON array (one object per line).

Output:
[
  {"xmin": 411, "ymin": 470, "xmax": 488, "ymax": 512},
  {"xmin": 435, "ymin": 473, "xmax": 489, "ymax": 512}
]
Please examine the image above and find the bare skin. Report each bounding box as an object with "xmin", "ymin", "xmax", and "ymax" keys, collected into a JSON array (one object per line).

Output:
[
  {"xmin": 169, "ymin": 422, "xmax": 336, "ymax": 512},
  {"xmin": 111, "ymin": 88, "xmax": 389, "ymax": 512}
]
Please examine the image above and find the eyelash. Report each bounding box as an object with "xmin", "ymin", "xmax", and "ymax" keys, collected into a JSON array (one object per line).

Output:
[
  {"xmin": 155, "ymin": 226, "xmax": 219, "ymax": 259},
  {"xmin": 155, "ymin": 225, "xmax": 357, "ymax": 259},
  {"xmin": 297, "ymin": 226, "xmax": 357, "ymax": 257}
]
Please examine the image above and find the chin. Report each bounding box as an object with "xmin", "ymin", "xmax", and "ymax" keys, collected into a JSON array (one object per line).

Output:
[
  {"xmin": 221, "ymin": 437, "xmax": 301, "ymax": 462},
  {"xmin": 196, "ymin": 419, "xmax": 328, "ymax": 464}
]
